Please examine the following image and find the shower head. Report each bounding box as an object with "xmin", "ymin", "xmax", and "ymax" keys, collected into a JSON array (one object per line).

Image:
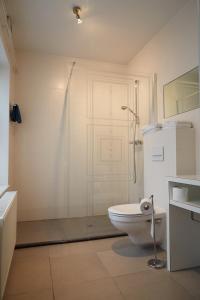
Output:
[
  {"xmin": 121, "ymin": 105, "xmax": 139, "ymax": 124},
  {"xmin": 121, "ymin": 105, "xmax": 134, "ymax": 114}
]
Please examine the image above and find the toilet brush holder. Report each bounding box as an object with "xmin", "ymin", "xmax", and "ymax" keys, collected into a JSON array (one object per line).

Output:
[{"xmin": 147, "ymin": 195, "xmax": 166, "ymax": 269}]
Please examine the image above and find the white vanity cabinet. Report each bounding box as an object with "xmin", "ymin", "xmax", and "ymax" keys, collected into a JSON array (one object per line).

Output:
[{"xmin": 167, "ymin": 176, "xmax": 200, "ymax": 271}]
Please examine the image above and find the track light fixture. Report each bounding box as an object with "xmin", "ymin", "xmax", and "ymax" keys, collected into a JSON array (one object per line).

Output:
[{"xmin": 73, "ymin": 6, "xmax": 82, "ymax": 24}]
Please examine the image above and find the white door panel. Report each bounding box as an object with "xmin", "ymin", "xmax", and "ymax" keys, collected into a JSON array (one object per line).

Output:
[
  {"xmin": 68, "ymin": 71, "xmax": 148, "ymax": 217},
  {"xmin": 86, "ymin": 74, "xmax": 134, "ymax": 215}
]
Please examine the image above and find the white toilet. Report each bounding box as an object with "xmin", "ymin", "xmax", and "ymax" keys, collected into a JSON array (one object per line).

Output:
[{"xmin": 108, "ymin": 203, "xmax": 165, "ymax": 246}]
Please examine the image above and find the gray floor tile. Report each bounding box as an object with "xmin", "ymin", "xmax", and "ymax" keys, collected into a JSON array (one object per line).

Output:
[
  {"xmin": 97, "ymin": 240, "xmax": 165, "ymax": 276},
  {"xmin": 114, "ymin": 269, "xmax": 171, "ymax": 296},
  {"xmin": 124, "ymin": 277, "xmax": 194, "ymax": 300},
  {"xmin": 4, "ymin": 289, "xmax": 53, "ymax": 300},
  {"xmin": 14, "ymin": 246, "xmax": 50, "ymax": 259},
  {"xmin": 49, "ymin": 236, "xmax": 126, "ymax": 258},
  {"xmin": 170, "ymin": 267, "xmax": 200, "ymax": 298},
  {"xmin": 50, "ymin": 252, "xmax": 109, "ymax": 289},
  {"xmin": 5, "ymin": 256, "xmax": 52, "ymax": 295},
  {"xmin": 5, "ymin": 238, "xmax": 200, "ymax": 300},
  {"xmin": 53, "ymin": 278, "xmax": 124, "ymax": 300}
]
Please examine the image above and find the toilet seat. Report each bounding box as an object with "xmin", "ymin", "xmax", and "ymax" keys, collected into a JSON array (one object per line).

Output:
[
  {"xmin": 108, "ymin": 203, "xmax": 165, "ymax": 223},
  {"xmin": 108, "ymin": 203, "xmax": 142, "ymax": 216}
]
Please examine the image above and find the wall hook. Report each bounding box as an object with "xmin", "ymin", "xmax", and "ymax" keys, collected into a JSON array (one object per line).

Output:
[{"xmin": 10, "ymin": 104, "xmax": 22, "ymax": 123}]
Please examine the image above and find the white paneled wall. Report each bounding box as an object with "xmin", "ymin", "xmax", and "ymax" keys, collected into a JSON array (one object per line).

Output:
[
  {"xmin": 15, "ymin": 52, "xmax": 150, "ymax": 221},
  {"xmin": 86, "ymin": 73, "xmax": 133, "ymax": 216}
]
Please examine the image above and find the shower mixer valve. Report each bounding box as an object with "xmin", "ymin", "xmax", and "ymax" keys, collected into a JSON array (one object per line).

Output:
[{"xmin": 129, "ymin": 140, "xmax": 143, "ymax": 145}]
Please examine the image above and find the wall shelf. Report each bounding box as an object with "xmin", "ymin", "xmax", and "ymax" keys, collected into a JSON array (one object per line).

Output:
[
  {"xmin": 167, "ymin": 175, "xmax": 200, "ymax": 186},
  {"xmin": 167, "ymin": 176, "xmax": 200, "ymax": 272},
  {"xmin": 170, "ymin": 199, "xmax": 200, "ymax": 214}
]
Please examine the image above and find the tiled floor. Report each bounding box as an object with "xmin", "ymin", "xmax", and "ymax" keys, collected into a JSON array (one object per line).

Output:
[
  {"xmin": 17, "ymin": 215, "xmax": 121, "ymax": 246},
  {"xmin": 5, "ymin": 237, "xmax": 200, "ymax": 300}
]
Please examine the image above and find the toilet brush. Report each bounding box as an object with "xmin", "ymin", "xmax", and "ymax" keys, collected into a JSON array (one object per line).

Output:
[{"xmin": 147, "ymin": 195, "xmax": 166, "ymax": 269}]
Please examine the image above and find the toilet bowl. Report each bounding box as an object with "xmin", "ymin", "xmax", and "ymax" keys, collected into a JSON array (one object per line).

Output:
[{"xmin": 108, "ymin": 203, "xmax": 165, "ymax": 246}]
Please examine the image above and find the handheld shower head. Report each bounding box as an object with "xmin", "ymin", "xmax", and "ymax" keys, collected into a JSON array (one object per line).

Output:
[
  {"xmin": 121, "ymin": 105, "xmax": 134, "ymax": 115},
  {"xmin": 121, "ymin": 105, "xmax": 139, "ymax": 125}
]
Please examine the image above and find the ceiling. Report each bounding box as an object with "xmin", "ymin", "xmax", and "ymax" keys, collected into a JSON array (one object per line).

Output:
[{"xmin": 5, "ymin": 0, "xmax": 188, "ymax": 64}]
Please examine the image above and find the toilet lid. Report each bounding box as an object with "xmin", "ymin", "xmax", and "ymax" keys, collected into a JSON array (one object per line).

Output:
[{"xmin": 108, "ymin": 204, "xmax": 142, "ymax": 216}]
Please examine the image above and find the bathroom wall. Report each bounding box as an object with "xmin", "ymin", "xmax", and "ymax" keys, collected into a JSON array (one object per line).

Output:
[
  {"xmin": 8, "ymin": 65, "xmax": 15, "ymax": 188},
  {"xmin": 128, "ymin": 0, "xmax": 200, "ymax": 171},
  {"xmin": 14, "ymin": 0, "xmax": 199, "ymax": 221},
  {"xmin": 0, "ymin": 62, "xmax": 10, "ymax": 185},
  {"xmin": 0, "ymin": 1, "xmax": 16, "ymax": 189},
  {"xmin": 15, "ymin": 51, "xmax": 150, "ymax": 221}
]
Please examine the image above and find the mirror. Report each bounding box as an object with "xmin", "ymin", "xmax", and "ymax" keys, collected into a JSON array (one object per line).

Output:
[{"xmin": 164, "ymin": 67, "xmax": 199, "ymax": 118}]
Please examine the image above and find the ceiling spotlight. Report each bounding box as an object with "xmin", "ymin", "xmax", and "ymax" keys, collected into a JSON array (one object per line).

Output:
[{"xmin": 73, "ymin": 6, "xmax": 83, "ymax": 24}]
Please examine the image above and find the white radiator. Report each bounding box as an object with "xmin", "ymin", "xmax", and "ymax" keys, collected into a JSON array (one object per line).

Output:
[{"xmin": 0, "ymin": 191, "xmax": 17, "ymax": 299}]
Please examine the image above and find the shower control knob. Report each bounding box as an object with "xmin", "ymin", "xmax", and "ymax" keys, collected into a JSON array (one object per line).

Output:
[
  {"xmin": 129, "ymin": 140, "xmax": 143, "ymax": 145},
  {"xmin": 134, "ymin": 140, "xmax": 143, "ymax": 145}
]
